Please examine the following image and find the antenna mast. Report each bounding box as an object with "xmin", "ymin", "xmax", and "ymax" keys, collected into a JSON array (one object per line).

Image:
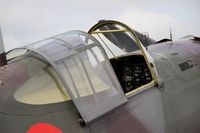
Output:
[{"xmin": 170, "ymin": 27, "xmax": 173, "ymax": 42}]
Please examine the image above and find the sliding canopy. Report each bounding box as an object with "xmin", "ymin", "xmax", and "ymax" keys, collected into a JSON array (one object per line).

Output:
[{"xmin": 7, "ymin": 30, "xmax": 127, "ymax": 124}]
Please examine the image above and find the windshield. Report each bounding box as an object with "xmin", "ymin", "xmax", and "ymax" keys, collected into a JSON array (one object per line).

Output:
[{"xmin": 90, "ymin": 23, "xmax": 156, "ymax": 58}]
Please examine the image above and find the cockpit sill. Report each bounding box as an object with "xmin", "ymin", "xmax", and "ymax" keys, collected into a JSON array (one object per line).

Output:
[{"xmin": 125, "ymin": 80, "xmax": 157, "ymax": 98}]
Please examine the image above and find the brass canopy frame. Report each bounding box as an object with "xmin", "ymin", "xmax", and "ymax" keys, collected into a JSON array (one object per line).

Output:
[{"xmin": 88, "ymin": 20, "xmax": 157, "ymax": 96}]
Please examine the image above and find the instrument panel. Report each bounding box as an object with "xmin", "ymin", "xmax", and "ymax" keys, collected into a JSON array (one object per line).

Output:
[{"xmin": 110, "ymin": 55, "xmax": 152, "ymax": 93}]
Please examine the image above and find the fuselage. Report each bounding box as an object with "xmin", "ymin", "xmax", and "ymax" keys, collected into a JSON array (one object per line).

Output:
[{"xmin": 1, "ymin": 38, "xmax": 200, "ymax": 133}]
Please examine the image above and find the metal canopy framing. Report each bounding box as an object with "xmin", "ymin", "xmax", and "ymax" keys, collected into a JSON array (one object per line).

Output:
[{"xmin": 8, "ymin": 30, "xmax": 127, "ymax": 124}]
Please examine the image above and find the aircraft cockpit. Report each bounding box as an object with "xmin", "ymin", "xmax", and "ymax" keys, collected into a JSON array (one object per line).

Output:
[
  {"xmin": 88, "ymin": 20, "xmax": 157, "ymax": 95},
  {"xmin": 4, "ymin": 20, "xmax": 158, "ymax": 126}
]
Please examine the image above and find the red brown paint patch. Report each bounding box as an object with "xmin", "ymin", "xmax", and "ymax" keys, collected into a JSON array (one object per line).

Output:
[{"xmin": 26, "ymin": 122, "xmax": 63, "ymax": 133}]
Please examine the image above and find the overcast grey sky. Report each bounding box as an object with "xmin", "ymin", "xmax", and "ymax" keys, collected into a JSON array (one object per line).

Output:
[{"xmin": 0, "ymin": 0, "xmax": 199, "ymax": 50}]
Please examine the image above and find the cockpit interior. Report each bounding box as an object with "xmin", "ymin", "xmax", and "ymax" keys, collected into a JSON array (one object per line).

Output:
[{"xmin": 110, "ymin": 55, "xmax": 152, "ymax": 93}]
